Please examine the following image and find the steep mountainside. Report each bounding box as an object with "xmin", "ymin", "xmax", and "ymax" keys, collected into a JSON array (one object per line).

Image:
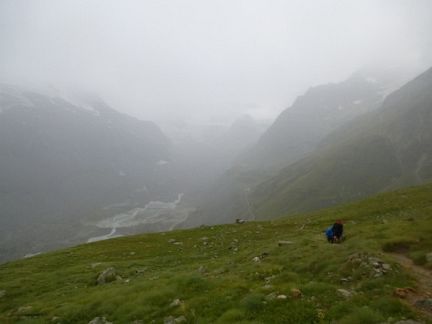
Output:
[
  {"xmin": 239, "ymin": 74, "xmax": 384, "ymax": 170},
  {"xmin": 251, "ymin": 67, "xmax": 432, "ymax": 219},
  {"xmin": 0, "ymin": 85, "xmax": 172, "ymax": 261},
  {"xmin": 188, "ymin": 74, "xmax": 385, "ymax": 225},
  {"xmin": 1, "ymin": 184, "xmax": 431, "ymax": 323}
]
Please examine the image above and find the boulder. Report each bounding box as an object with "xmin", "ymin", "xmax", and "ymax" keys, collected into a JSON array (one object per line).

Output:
[
  {"xmin": 96, "ymin": 267, "xmax": 118, "ymax": 285},
  {"xmin": 337, "ymin": 289, "xmax": 353, "ymax": 298},
  {"xmin": 170, "ymin": 299, "xmax": 183, "ymax": 307},
  {"xmin": 88, "ymin": 317, "xmax": 112, "ymax": 324}
]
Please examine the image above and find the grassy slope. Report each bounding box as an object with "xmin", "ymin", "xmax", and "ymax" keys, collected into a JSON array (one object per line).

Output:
[{"xmin": 1, "ymin": 184, "xmax": 432, "ymax": 323}]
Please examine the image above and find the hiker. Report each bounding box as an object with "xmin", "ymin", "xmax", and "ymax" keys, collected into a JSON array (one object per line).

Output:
[
  {"xmin": 332, "ymin": 220, "xmax": 344, "ymax": 243},
  {"xmin": 325, "ymin": 220, "xmax": 344, "ymax": 243}
]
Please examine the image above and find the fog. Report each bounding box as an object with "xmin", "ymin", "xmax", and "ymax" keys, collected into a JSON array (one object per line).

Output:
[{"xmin": 1, "ymin": 0, "xmax": 431, "ymax": 124}]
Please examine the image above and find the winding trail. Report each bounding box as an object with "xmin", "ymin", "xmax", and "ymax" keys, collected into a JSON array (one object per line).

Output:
[{"xmin": 389, "ymin": 253, "xmax": 432, "ymax": 317}]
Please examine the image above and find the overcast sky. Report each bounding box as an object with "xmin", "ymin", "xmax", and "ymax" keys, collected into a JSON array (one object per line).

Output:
[{"xmin": 1, "ymin": 0, "xmax": 431, "ymax": 123}]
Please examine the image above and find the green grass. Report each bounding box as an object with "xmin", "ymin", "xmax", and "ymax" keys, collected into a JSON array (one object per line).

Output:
[{"xmin": 1, "ymin": 184, "xmax": 432, "ymax": 323}]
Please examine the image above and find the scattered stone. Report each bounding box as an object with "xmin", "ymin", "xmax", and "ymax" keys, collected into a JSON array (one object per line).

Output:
[
  {"xmin": 165, "ymin": 316, "xmax": 186, "ymax": 324},
  {"xmin": 170, "ymin": 299, "xmax": 183, "ymax": 307},
  {"xmin": 96, "ymin": 267, "xmax": 118, "ymax": 285},
  {"xmin": 262, "ymin": 284, "xmax": 273, "ymax": 290},
  {"xmin": 340, "ymin": 278, "xmax": 351, "ymax": 283},
  {"xmin": 276, "ymin": 294, "xmax": 287, "ymax": 300},
  {"xmin": 135, "ymin": 268, "xmax": 146, "ymax": 274},
  {"xmin": 426, "ymin": 252, "xmax": 432, "ymax": 263},
  {"xmin": 88, "ymin": 317, "xmax": 113, "ymax": 324},
  {"xmin": 173, "ymin": 242, "xmax": 183, "ymax": 245},
  {"xmin": 51, "ymin": 316, "xmax": 60, "ymax": 322},
  {"xmin": 382, "ymin": 263, "xmax": 392, "ymax": 271},
  {"xmin": 290, "ymin": 288, "xmax": 302, "ymax": 298},
  {"xmin": 91, "ymin": 262, "xmax": 102, "ymax": 268},
  {"xmin": 0, "ymin": 290, "xmax": 5, "ymax": 298},
  {"xmin": 265, "ymin": 292, "xmax": 277, "ymax": 301},
  {"xmin": 278, "ymin": 240, "xmax": 294, "ymax": 246},
  {"xmin": 16, "ymin": 306, "xmax": 33, "ymax": 315},
  {"xmin": 198, "ymin": 265, "xmax": 207, "ymax": 273},
  {"xmin": 200, "ymin": 237, "xmax": 209, "ymax": 241},
  {"xmin": 132, "ymin": 321, "xmax": 144, "ymax": 324},
  {"xmin": 252, "ymin": 256, "xmax": 260, "ymax": 263},
  {"xmin": 337, "ymin": 289, "xmax": 353, "ymax": 298},
  {"xmin": 129, "ymin": 251, "xmax": 136, "ymax": 256},
  {"xmin": 394, "ymin": 320, "xmax": 423, "ymax": 324},
  {"xmin": 414, "ymin": 298, "xmax": 432, "ymax": 312},
  {"xmin": 168, "ymin": 239, "xmax": 176, "ymax": 243},
  {"xmin": 164, "ymin": 316, "xmax": 176, "ymax": 324},
  {"xmin": 236, "ymin": 219, "xmax": 246, "ymax": 224}
]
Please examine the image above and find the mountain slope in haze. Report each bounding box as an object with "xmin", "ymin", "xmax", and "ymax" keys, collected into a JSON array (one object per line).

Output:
[
  {"xmin": 239, "ymin": 73, "xmax": 384, "ymax": 170},
  {"xmin": 251, "ymin": 66, "xmax": 432, "ymax": 219},
  {"xmin": 188, "ymin": 74, "xmax": 385, "ymax": 226},
  {"xmin": 1, "ymin": 183, "xmax": 431, "ymax": 323},
  {"xmin": 0, "ymin": 84, "xmax": 172, "ymax": 262}
]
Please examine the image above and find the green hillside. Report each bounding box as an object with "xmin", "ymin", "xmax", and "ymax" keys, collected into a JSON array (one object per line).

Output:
[
  {"xmin": 1, "ymin": 184, "xmax": 432, "ymax": 323},
  {"xmin": 251, "ymin": 67, "xmax": 432, "ymax": 219}
]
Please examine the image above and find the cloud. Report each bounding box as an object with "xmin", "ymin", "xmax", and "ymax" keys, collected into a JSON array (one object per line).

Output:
[{"xmin": 1, "ymin": 0, "xmax": 431, "ymax": 122}]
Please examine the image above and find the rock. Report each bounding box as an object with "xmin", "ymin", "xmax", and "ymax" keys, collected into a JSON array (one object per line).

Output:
[
  {"xmin": 51, "ymin": 316, "xmax": 60, "ymax": 322},
  {"xmin": 198, "ymin": 265, "xmax": 207, "ymax": 273},
  {"xmin": 173, "ymin": 242, "xmax": 183, "ymax": 245},
  {"xmin": 200, "ymin": 237, "xmax": 209, "ymax": 241},
  {"xmin": 235, "ymin": 219, "xmax": 246, "ymax": 224},
  {"xmin": 290, "ymin": 288, "xmax": 302, "ymax": 298},
  {"xmin": 164, "ymin": 316, "xmax": 176, "ymax": 324},
  {"xmin": 168, "ymin": 239, "xmax": 176, "ymax": 243},
  {"xmin": 262, "ymin": 284, "xmax": 273, "ymax": 290},
  {"xmin": 414, "ymin": 298, "xmax": 432, "ymax": 311},
  {"xmin": 132, "ymin": 321, "xmax": 144, "ymax": 324},
  {"xmin": 337, "ymin": 289, "xmax": 353, "ymax": 298},
  {"xmin": 276, "ymin": 294, "xmax": 287, "ymax": 300},
  {"xmin": 129, "ymin": 251, "xmax": 136, "ymax": 256},
  {"xmin": 278, "ymin": 240, "xmax": 294, "ymax": 246},
  {"xmin": 394, "ymin": 321, "xmax": 423, "ymax": 324},
  {"xmin": 265, "ymin": 292, "xmax": 277, "ymax": 301},
  {"xmin": 382, "ymin": 263, "xmax": 392, "ymax": 271},
  {"xmin": 170, "ymin": 299, "xmax": 183, "ymax": 307},
  {"xmin": 91, "ymin": 262, "xmax": 102, "ymax": 268},
  {"xmin": 96, "ymin": 267, "xmax": 118, "ymax": 285},
  {"xmin": 16, "ymin": 306, "xmax": 33, "ymax": 315},
  {"xmin": 252, "ymin": 256, "xmax": 260, "ymax": 263},
  {"xmin": 175, "ymin": 316, "xmax": 187, "ymax": 323},
  {"xmin": 0, "ymin": 290, "xmax": 5, "ymax": 298},
  {"xmin": 426, "ymin": 252, "xmax": 432, "ymax": 263},
  {"xmin": 88, "ymin": 317, "xmax": 112, "ymax": 324}
]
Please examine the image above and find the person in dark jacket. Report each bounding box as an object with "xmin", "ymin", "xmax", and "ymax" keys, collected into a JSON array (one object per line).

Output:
[{"xmin": 332, "ymin": 220, "xmax": 344, "ymax": 243}]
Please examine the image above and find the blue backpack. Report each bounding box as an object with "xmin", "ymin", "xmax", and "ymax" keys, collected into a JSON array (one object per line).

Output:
[{"xmin": 325, "ymin": 226, "xmax": 333, "ymax": 239}]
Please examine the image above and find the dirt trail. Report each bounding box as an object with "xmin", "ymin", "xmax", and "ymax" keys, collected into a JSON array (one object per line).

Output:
[{"xmin": 389, "ymin": 253, "xmax": 432, "ymax": 317}]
